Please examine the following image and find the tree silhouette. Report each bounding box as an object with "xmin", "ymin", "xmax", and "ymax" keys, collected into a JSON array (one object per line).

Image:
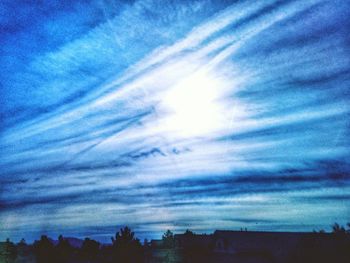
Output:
[
  {"xmin": 112, "ymin": 226, "xmax": 135, "ymax": 246},
  {"xmin": 162, "ymin": 230, "xmax": 175, "ymax": 248},
  {"xmin": 181, "ymin": 231, "xmax": 211, "ymax": 263},
  {"xmin": 332, "ymin": 223, "xmax": 346, "ymax": 234},
  {"xmin": 331, "ymin": 222, "xmax": 350, "ymax": 263},
  {"xmin": 18, "ymin": 238, "xmax": 26, "ymax": 246},
  {"xmin": 56, "ymin": 235, "xmax": 74, "ymax": 263},
  {"xmin": 184, "ymin": 229, "xmax": 195, "ymax": 236},
  {"xmin": 1, "ymin": 238, "xmax": 17, "ymax": 263},
  {"xmin": 291, "ymin": 222, "xmax": 350, "ymax": 263},
  {"xmin": 33, "ymin": 235, "xmax": 56, "ymax": 263},
  {"xmin": 8, "ymin": 221, "xmax": 350, "ymax": 263},
  {"xmin": 111, "ymin": 226, "xmax": 143, "ymax": 263},
  {"xmin": 81, "ymin": 238, "xmax": 100, "ymax": 263}
]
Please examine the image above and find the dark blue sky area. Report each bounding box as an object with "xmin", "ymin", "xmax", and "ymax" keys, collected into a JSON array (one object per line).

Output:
[{"xmin": 1, "ymin": 0, "xmax": 350, "ymax": 242}]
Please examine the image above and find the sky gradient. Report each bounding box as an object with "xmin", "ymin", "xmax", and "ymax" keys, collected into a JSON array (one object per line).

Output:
[{"xmin": 1, "ymin": 0, "xmax": 350, "ymax": 243}]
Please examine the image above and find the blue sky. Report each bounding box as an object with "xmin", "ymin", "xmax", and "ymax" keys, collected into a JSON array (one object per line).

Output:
[{"xmin": 0, "ymin": 0, "xmax": 350, "ymax": 243}]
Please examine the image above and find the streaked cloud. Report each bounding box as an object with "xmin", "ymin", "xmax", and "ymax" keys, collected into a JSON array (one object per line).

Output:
[{"xmin": 0, "ymin": 0, "xmax": 349, "ymax": 242}]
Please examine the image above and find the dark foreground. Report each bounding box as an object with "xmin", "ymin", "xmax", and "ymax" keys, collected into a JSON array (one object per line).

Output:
[{"xmin": 1, "ymin": 224, "xmax": 350, "ymax": 263}]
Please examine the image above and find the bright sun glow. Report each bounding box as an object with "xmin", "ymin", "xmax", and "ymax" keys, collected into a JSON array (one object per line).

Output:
[{"xmin": 161, "ymin": 70, "xmax": 228, "ymax": 138}]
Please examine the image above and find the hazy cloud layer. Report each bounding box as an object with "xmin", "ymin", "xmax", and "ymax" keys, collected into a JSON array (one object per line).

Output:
[{"xmin": 1, "ymin": 0, "xmax": 350, "ymax": 242}]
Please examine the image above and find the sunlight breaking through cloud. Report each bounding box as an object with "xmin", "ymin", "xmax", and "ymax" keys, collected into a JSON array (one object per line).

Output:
[{"xmin": 1, "ymin": 0, "xmax": 350, "ymax": 242}]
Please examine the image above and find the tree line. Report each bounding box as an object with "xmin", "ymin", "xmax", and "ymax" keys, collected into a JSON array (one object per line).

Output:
[
  {"xmin": 1, "ymin": 226, "xmax": 177, "ymax": 263},
  {"xmin": 1, "ymin": 223, "xmax": 350, "ymax": 263}
]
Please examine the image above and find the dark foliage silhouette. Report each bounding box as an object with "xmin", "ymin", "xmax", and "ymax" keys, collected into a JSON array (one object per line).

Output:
[
  {"xmin": 162, "ymin": 230, "xmax": 175, "ymax": 249},
  {"xmin": 81, "ymin": 237, "xmax": 100, "ymax": 263},
  {"xmin": 290, "ymin": 222, "xmax": 350, "ymax": 263},
  {"xmin": 56, "ymin": 235, "xmax": 74, "ymax": 263},
  {"xmin": 182, "ymin": 231, "xmax": 212, "ymax": 263},
  {"xmin": 4, "ymin": 222, "xmax": 350, "ymax": 263},
  {"xmin": 183, "ymin": 230, "xmax": 195, "ymax": 237},
  {"xmin": 33, "ymin": 235, "xmax": 56, "ymax": 263},
  {"xmin": 0, "ymin": 238, "xmax": 17, "ymax": 263},
  {"xmin": 18, "ymin": 238, "xmax": 26, "ymax": 246},
  {"xmin": 111, "ymin": 226, "xmax": 143, "ymax": 263}
]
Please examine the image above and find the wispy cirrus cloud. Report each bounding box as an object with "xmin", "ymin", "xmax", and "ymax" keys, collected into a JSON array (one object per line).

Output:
[{"xmin": 1, "ymin": 0, "xmax": 349, "ymax": 242}]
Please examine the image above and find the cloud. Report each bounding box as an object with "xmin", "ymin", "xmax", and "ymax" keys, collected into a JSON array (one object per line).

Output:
[{"xmin": 1, "ymin": 0, "xmax": 350, "ymax": 242}]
